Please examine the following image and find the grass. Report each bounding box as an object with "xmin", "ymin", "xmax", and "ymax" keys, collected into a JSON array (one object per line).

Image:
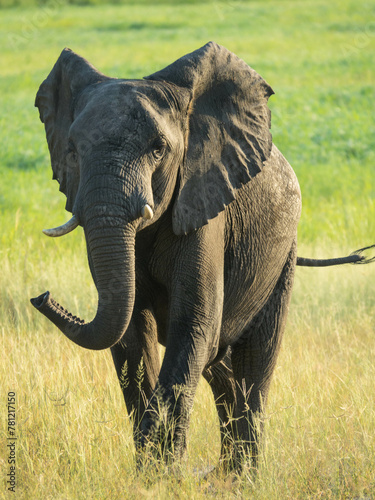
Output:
[{"xmin": 1, "ymin": 0, "xmax": 374, "ymax": 498}]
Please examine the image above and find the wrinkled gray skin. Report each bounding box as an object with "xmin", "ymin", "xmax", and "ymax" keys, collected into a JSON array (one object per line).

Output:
[{"xmin": 32, "ymin": 43, "xmax": 302, "ymax": 470}]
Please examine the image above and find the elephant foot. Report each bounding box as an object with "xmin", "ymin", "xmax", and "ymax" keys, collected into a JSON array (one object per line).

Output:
[
  {"xmin": 137, "ymin": 413, "xmax": 187, "ymax": 466},
  {"xmin": 193, "ymin": 465, "xmax": 242, "ymax": 496},
  {"xmin": 196, "ymin": 460, "xmax": 259, "ymax": 493},
  {"xmin": 137, "ymin": 386, "xmax": 191, "ymax": 464},
  {"xmin": 135, "ymin": 444, "xmax": 188, "ymax": 486}
]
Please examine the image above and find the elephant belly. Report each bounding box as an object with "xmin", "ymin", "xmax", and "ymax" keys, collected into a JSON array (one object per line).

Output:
[{"xmin": 220, "ymin": 145, "xmax": 301, "ymax": 347}]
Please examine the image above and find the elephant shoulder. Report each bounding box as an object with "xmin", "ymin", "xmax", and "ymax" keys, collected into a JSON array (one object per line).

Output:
[
  {"xmin": 262, "ymin": 144, "xmax": 302, "ymax": 218},
  {"xmin": 265, "ymin": 144, "xmax": 300, "ymax": 189},
  {"xmin": 224, "ymin": 144, "xmax": 301, "ymax": 239}
]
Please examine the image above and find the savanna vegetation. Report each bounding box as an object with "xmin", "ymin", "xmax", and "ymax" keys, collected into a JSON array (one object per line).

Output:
[{"xmin": 1, "ymin": 0, "xmax": 374, "ymax": 498}]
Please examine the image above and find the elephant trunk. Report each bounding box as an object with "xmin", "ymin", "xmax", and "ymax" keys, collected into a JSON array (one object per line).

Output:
[{"xmin": 31, "ymin": 221, "xmax": 136, "ymax": 350}]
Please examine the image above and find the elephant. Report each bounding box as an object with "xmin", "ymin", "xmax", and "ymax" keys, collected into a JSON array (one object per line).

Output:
[{"xmin": 31, "ymin": 42, "xmax": 373, "ymax": 471}]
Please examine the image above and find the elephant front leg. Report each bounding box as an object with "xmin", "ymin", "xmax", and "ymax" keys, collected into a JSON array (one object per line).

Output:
[
  {"xmin": 139, "ymin": 334, "xmax": 220, "ymax": 463},
  {"xmin": 139, "ymin": 221, "xmax": 225, "ymax": 462},
  {"xmin": 230, "ymin": 243, "xmax": 296, "ymax": 472},
  {"xmin": 110, "ymin": 306, "xmax": 160, "ymax": 448}
]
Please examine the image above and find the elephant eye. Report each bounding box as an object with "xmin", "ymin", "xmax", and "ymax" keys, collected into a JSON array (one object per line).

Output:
[{"xmin": 151, "ymin": 137, "xmax": 166, "ymax": 160}]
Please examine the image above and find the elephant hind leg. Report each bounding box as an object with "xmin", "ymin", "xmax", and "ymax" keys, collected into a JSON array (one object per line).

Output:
[
  {"xmin": 230, "ymin": 241, "xmax": 297, "ymax": 471},
  {"xmin": 203, "ymin": 351, "xmax": 237, "ymax": 466}
]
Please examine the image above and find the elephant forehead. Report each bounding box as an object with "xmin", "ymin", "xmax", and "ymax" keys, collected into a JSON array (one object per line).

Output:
[{"xmin": 73, "ymin": 81, "xmax": 173, "ymax": 141}]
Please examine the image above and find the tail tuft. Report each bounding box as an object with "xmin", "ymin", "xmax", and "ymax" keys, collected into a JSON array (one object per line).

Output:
[{"xmin": 350, "ymin": 244, "xmax": 375, "ymax": 264}]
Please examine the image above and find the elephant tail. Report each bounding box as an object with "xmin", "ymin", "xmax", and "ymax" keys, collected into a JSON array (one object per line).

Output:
[{"xmin": 297, "ymin": 244, "xmax": 375, "ymax": 267}]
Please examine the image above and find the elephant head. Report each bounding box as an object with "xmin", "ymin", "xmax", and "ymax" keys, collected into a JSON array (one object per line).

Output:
[{"xmin": 31, "ymin": 42, "xmax": 273, "ymax": 350}]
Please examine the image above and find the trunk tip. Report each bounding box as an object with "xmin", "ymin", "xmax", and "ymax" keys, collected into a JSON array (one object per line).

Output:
[{"xmin": 30, "ymin": 291, "xmax": 50, "ymax": 309}]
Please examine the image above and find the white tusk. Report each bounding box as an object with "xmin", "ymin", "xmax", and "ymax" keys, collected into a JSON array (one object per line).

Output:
[
  {"xmin": 42, "ymin": 215, "xmax": 79, "ymax": 237},
  {"xmin": 141, "ymin": 204, "xmax": 154, "ymax": 220}
]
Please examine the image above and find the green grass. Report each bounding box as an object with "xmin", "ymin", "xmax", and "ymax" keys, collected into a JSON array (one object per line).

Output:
[{"xmin": 1, "ymin": 0, "xmax": 375, "ymax": 498}]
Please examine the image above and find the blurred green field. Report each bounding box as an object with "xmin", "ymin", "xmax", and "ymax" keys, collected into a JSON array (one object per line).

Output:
[{"xmin": 1, "ymin": 1, "xmax": 375, "ymax": 498}]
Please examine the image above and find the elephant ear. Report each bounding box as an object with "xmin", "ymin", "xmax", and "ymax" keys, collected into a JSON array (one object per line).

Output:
[
  {"xmin": 145, "ymin": 42, "xmax": 274, "ymax": 235},
  {"xmin": 35, "ymin": 48, "xmax": 108, "ymax": 212}
]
